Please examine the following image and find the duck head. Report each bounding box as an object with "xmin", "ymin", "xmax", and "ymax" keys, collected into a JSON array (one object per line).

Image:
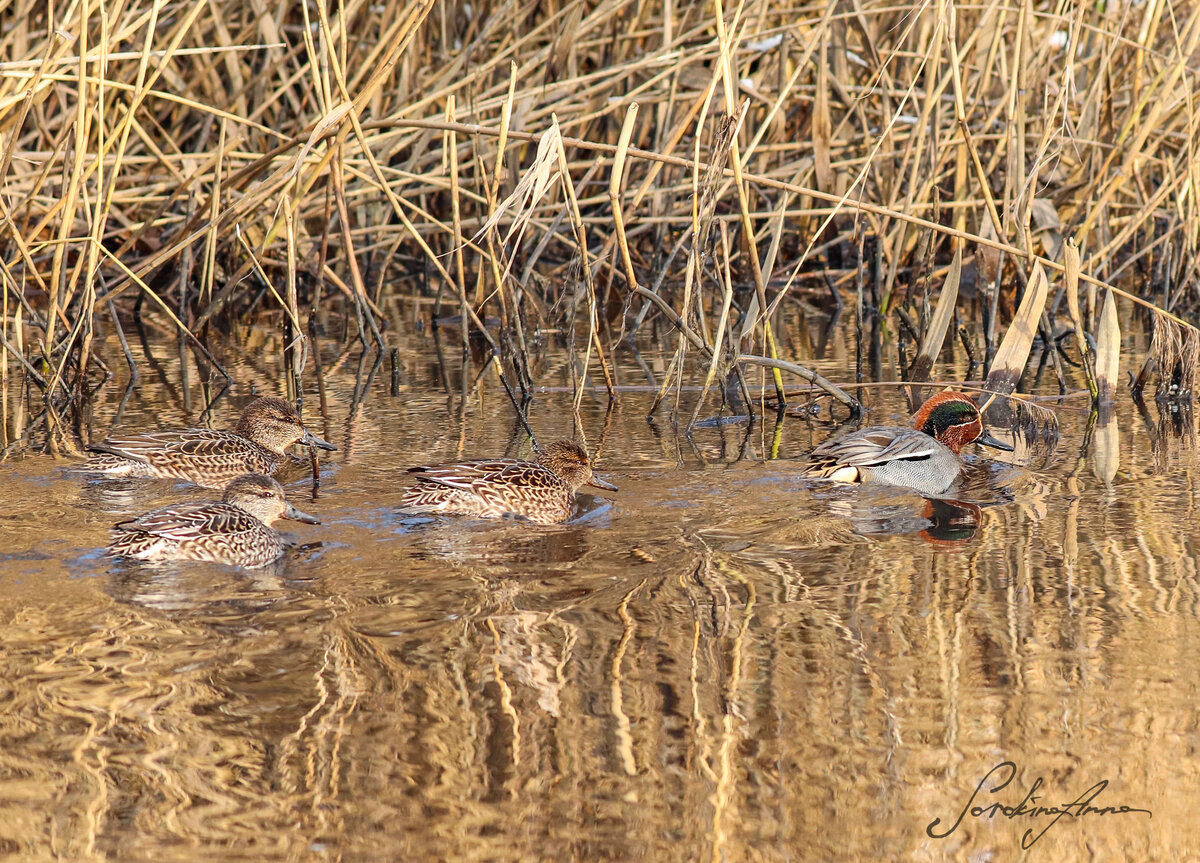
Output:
[
  {"xmin": 223, "ymin": 473, "xmax": 321, "ymax": 525},
  {"xmin": 537, "ymin": 439, "xmax": 618, "ymax": 493},
  {"xmin": 235, "ymin": 396, "xmax": 336, "ymax": 454},
  {"xmin": 911, "ymin": 391, "xmax": 1013, "ymax": 455}
]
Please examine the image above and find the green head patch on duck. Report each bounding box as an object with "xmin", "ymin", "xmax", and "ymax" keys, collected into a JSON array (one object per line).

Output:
[{"xmin": 910, "ymin": 392, "xmax": 1013, "ymax": 455}]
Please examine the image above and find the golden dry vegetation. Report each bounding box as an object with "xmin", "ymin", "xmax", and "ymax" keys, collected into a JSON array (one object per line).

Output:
[
  {"xmin": 3, "ymin": 0, "xmax": 1200, "ymax": 427},
  {"xmin": 3, "ymin": 5, "xmax": 1200, "ymax": 860}
]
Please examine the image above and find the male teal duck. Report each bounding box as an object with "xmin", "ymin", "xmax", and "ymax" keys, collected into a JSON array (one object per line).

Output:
[
  {"xmin": 800, "ymin": 391, "xmax": 1012, "ymax": 497},
  {"xmin": 107, "ymin": 474, "xmax": 320, "ymax": 567},
  {"xmin": 83, "ymin": 396, "xmax": 335, "ymax": 489},
  {"xmin": 400, "ymin": 439, "xmax": 617, "ymax": 525}
]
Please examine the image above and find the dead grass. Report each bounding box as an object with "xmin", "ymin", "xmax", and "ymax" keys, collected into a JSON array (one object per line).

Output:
[{"xmin": 3, "ymin": 0, "xmax": 1200, "ymax": 432}]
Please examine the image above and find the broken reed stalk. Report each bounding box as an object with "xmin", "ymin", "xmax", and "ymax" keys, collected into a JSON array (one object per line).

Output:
[
  {"xmin": 656, "ymin": 68, "xmax": 726, "ymax": 420},
  {"xmin": 479, "ymin": 76, "xmax": 532, "ymax": 397},
  {"xmin": 709, "ymin": 0, "xmax": 786, "ymax": 406},
  {"xmin": 550, "ymin": 115, "xmax": 616, "ymax": 407},
  {"xmin": 689, "ymin": 221, "xmax": 737, "ymax": 429},
  {"xmin": 283, "ymin": 192, "xmax": 303, "ymax": 400},
  {"xmin": 1095, "ymin": 288, "xmax": 1121, "ymax": 406},
  {"xmin": 1063, "ymin": 238, "xmax": 1099, "ymax": 403},
  {"xmin": 447, "ymin": 95, "xmax": 470, "ymax": 365},
  {"xmin": 909, "ymin": 246, "xmax": 962, "ymax": 385},
  {"xmin": 985, "ymin": 263, "xmax": 1050, "ymax": 396},
  {"xmin": 609, "ymin": 103, "xmax": 640, "ymax": 313}
]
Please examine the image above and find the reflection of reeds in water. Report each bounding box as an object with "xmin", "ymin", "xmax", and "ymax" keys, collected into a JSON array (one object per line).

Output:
[
  {"xmin": 0, "ymin": 604, "xmax": 299, "ymax": 858},
  {"xmin": 4, "ymin": 459, "xmax": 1200, "ymax": 860},
  {"xmin": 5, "ymin": 392, "xmax": 1199, "ymax": 862}
]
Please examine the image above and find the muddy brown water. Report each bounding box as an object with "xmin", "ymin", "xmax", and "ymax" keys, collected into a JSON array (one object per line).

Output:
[{"xmin": 1, "ymin": 311, "xmax": 1198, "ymax": 861}]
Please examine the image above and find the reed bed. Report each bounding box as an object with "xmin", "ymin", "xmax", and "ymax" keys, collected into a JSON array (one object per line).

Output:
[{"xmin": 3, "ymin": 0, "xmax": 1200, "ymax": 441}]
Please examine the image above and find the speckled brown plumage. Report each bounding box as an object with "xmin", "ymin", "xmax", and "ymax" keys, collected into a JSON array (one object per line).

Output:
[
  {"xmin": 82, "ymin": 396, "xmax": 335, "ymax": 489},
  {"xmin": 107, "ymin": 474, "xmax": 320, "ymax": 567},
  {"xmin": 400, "ymin": 439, "xmax": 618, "ymax": 525}
]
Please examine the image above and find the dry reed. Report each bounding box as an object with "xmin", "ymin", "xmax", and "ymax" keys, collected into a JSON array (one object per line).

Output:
[{"xmin": 3, "ymin": 0, "xmax": 1200, "ymax": 442}]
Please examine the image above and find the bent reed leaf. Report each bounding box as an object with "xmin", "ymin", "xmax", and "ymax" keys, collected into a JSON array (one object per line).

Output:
[
  {"xmin": 986, "ymin": 264, "xmax": 1050, "ymax": 395},
  {"xmin": 910, "ymin": 246, "xmax": 962, "ymax": 384},
  {"xmin": 1095, "ymin": 288, "xmax": 1121, "ymax": 406}
]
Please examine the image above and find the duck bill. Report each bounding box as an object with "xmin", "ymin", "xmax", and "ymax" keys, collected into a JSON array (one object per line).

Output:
[
  {"xmin": 283, "ymin": 502, "xmax": 321, "ymax": 524},
  {"xmin": 975, "ymin": 431, "xmax": 1014, "ymax": 452},
  {"xmin": 586, "ymin": 475, "xmax": 618, "ymax": 492},
  {"xmin": 301, "ymin": 429, "xmax": 337, "ymax": 451}
]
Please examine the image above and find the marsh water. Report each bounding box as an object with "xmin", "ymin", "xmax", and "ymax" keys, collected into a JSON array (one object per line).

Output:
[{"xmin": 1, "ymin": 303, "xmax": 1198, "ymax": 862}]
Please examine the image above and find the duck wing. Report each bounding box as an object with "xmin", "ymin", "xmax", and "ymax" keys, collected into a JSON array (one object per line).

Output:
[
  {"xmin": 114, "ymin": 502, "xmax": 258, "ymax": 542},
  {"xmin": 88, "ymin": 428, "xmax": 255, "ymax": 461},
  {"xmin": 809, "ymin": 427, "xmax": 939, "ymax": 468},
  {"xmin": 407, "ymin": 458, "xmax": 559, "ymax": 491}
]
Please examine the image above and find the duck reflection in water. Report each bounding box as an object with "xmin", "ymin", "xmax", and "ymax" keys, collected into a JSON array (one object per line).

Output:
[
  {"xmin": 919, "ymin": 498, "xmax": 983, "ymax": 548},
  {"xmin": 824, "ymin": 493, "xmax": 984, "ymax": 547}
]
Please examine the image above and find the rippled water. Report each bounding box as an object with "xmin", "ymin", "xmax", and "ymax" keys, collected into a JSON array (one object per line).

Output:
[{"xmin": 1, "ymin": 310, "xmax": 1197, "ymax": 861}]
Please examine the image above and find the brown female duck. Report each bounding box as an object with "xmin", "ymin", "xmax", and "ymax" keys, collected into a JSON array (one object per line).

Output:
[
  {"xmin": 83, "ymin": 396, "xmax": 335, "ymax": 489},
  {"xmin": 107, "ymin": 474, "xmax": 320, "ymax": 567},
  {"xmin": 400, "ymin": 439, "xmax": 617, "ymax": 525}
]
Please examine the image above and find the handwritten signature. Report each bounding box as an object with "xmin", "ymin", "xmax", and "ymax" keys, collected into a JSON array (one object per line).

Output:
[{"xmin": 926, "ymin": 761, "xmax": 1152, "ymax": 849}]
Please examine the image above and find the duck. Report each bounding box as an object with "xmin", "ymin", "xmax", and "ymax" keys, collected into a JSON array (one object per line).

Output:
[
  {"xmin": 82, "ymin": 396, "xmax": 336, "ymax": 489},
  {"xmin": 799, "ymin": 391, "xmax": 1012, "ymax": 496},
  {"xmin": 106, "ymin": 473, "xmax": 320, "ymax": 567},
  {"xmin": 400, "ymin": 439, "xmax": 617, "ymax": 525}
]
